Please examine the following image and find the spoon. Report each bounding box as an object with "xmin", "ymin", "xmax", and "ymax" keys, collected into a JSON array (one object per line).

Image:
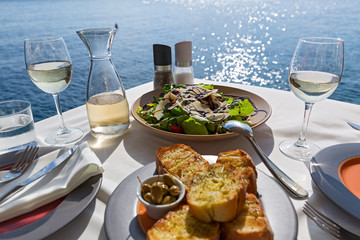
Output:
[
  {"xmin": 223, "ymin": 121, "xmax": 309, "ymax": 199},
  {"xmin": 347, "ymin": 121, "xmax": 360, "ymax": 131}
]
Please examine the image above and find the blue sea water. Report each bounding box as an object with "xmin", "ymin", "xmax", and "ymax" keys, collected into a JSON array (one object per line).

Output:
[{"xmin": 0, "ymin": 0, "xmax": 359, "ymax": 122}]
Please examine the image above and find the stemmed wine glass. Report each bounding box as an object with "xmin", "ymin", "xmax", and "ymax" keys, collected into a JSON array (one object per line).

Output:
[
  {"xmin": 279, "ymin": 37, "xmax": 344, "ymax": 161},
  {"xmin": 24, "ymin": 36, "xmax": 83, "ymax": 146}
]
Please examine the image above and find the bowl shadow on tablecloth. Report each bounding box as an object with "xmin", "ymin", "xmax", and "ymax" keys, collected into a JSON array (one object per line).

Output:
[
  {"xmin": 128, "ymin": 216, "xmax": 146, "ymax": 240},
  {"xmin": 123, "ymin": 120, "xmax": 275, "ymax": 167}
]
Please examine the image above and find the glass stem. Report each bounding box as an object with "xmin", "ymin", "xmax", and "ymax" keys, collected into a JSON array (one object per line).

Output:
[
  {"xmin": 52, "ymin": 93, "xmax": 69, "ymax": 135},
  {"xmin": 296, "ymin": 102, "xmax": 314, "ymax": 148}
]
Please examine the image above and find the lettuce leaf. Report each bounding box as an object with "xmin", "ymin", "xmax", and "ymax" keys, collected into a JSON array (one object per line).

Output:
[
  {"xmin": 228, "ymin": 99, "xmax": 254, "ymax": 117},
  {"xmin": 240, "ymin": 99, "xmax": 254, "ymax": 116},
  {"xmin": 181, "ymin": 117, "xmax": 208, "ymax": 135}
]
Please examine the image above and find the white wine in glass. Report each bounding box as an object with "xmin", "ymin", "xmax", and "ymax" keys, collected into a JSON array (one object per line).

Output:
[
  {"xmin": 26, "ymin": 61, "xmax": 72, "ymax": 94},
  {"xmin": 279, "ymin": 37, "xmax": 344, "ymax": 161},
  {"xmin": 25, "ymin": 36, "xmax": 83, "ymax": 146}
]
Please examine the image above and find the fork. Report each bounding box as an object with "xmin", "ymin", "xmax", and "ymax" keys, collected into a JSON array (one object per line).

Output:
[
  {"xmin": 303, "ymin": 201, "xmax": 360, "ymax": 240},
  {"xmin": 0, "ymin": 146, "xmax": 39, "ymax": 183}
]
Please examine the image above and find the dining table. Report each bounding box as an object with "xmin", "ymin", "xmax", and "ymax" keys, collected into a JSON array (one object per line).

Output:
[{"xmin": 12, "ymin": 79, "xmax": 360, "ymax": 239}]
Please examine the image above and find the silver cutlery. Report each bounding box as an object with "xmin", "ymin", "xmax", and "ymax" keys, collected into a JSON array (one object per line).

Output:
[
  {"xmin": 223, "ymin": 120, "xmax": 309, "ymax": 199},
  {"xmin": 303, "ymin": 201, "xmax": 360, "ymax": 240},
  {"xmin": 0, "ymin": 141, "xmax": 37, "ymax": 156},
  {"xmin": 0, "ymin": 146, "xmax": 39, "ymax": 183},
  {"xmin": 0, "ymin": 145, "xmax": 78, "ymax": 203},
  {"xmin": 347, "ymin": 121, "xmax": 360, "ymax": 131}
]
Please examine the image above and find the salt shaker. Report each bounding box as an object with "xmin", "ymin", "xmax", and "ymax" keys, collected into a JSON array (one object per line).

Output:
[
  {"xmin": 153, "ymin": 44, "xmax": 174, "ymax": 89},
  {"xmin": 174, "ymin": 41, "xmax": 194, "ymax": 85}
]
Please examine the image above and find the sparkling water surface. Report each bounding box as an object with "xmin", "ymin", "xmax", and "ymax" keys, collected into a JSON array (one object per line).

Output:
[{"xmin": 0, "ymin": 0, "xmax": 359, "ymax": 122}]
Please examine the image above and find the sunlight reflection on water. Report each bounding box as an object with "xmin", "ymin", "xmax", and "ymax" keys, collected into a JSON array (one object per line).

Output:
[
  {"xmin": 1, "ymin": 0, "xmax": 358, "ymax": 121},
  {"xmin": 178, "ymin": 0, "xmax": 293, "ymax": 87},
  {"xmin": 156, "ymin": 0, "xmax": 356, "ymax": 101}
]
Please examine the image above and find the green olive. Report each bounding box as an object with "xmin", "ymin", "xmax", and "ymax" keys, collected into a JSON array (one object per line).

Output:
[
  {"xmin": 169, "ymin": 185, "xmax": 181, "ymax": 197},
  {"xmin": 161, "ymin": 195, "xmax": 176, "ymax": 205},
  {"xmin": 163, "ymin": 174, "xmax": 176, "ymax": 187},
  {"xmin": 160, "ymin": 183, "xmax": 169, "ymax": 196},
  {"xmin": 151, "ymin": 184, "xmax": 163, "ymax": 204},
  {"xmin": 152, "ymin": 181, "xmax": 163, "ymax": 187},
  {"xmin": 142, "ymin": 183, "xmax": 152, "ymax": 193},
  {"xmin": 143, "ymin": 192, "xmax": 154, "ymax": 204}
]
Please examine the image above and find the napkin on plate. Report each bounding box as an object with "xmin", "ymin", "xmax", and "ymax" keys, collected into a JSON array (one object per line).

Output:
[{"xmin": 0, "ymin": 142, "xmax": 104, "ymax": 222}]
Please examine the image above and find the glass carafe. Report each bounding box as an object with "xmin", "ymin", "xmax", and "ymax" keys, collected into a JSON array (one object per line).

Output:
[{"xmin": 77, "ymin": 26, "xmax": 129, "ymax": 137}]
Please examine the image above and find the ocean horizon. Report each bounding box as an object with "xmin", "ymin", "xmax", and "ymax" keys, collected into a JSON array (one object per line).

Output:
[{"xmin": 1, "ymin": 0, "xmax": 359, "ymax": 122}]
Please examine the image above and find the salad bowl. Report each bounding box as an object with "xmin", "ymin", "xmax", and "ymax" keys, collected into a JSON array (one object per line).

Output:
[{"xmin": 131, "ymin": 84, "xmax": 271, "ymax": 141}]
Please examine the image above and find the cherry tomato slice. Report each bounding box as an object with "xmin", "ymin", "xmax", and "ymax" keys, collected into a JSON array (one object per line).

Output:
[{"xmin": 171, "ymin": 125, "xmax": 183, "ymax": 133}]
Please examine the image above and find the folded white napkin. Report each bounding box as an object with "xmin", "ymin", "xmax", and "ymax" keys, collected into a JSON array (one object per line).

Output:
[{"xmin": 0, "ymin": 142, "xmax": 104, "ymax": 222}]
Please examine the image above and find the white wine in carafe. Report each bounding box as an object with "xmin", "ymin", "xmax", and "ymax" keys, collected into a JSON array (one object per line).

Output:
[{"xmin": 86, "ymin": 92, "xmax": 130, "ymax": 136}]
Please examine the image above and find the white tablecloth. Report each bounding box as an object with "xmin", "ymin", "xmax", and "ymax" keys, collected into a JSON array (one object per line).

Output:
[{"xmin": 32, "ymin": 80, "xmax": 360, "ymax": 240}]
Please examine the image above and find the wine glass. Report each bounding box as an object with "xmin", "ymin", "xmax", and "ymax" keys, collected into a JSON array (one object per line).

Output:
[
  {"xmin": 279, "ymin": 37, "xmax": 344, "ymax": 161},
  {"xmin": 24, "ymin": 36, "xmax": 83, "ymax": 146}
]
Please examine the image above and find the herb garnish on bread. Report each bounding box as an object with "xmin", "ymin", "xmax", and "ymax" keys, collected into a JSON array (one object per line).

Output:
[
  {"xmin": 186, "ymin": 163, "xmax": 246, "ymax": 223},
  {"xmin": 221, "ymin": 193, "xmax": 274, "ymax": 240},
  {"xmin": 156, "ymin": 144, "xmax": 209, "ymax": 189},
  {"xmin": 217, "ymin": 149, "xmax": 258, "ymax": 194},
  {"xmin": 146, "ymin": 204, "xmax": 220, "ymax": 240}
]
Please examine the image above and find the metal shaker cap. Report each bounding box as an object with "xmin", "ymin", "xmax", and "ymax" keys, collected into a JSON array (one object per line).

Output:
[
  {"xmin": 153, "ymin": 44, "xmax": 172, "ymax": 66},
  {"xmin": 175, "ymin": 41, "xmax": 192, "ymax": 66}
]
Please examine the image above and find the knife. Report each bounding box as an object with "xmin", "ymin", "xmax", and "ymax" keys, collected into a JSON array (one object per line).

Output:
[
  {"xmin": 347, "ymin": 121, "xmax": 360, "ymax": 131},
  {"xmin": 0, "ymin": 145, "xmax": 78, "ymax": 203}
]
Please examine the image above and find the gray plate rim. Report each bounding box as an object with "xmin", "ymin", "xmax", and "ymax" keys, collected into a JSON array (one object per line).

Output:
[{"xmin": 310, "ymin": 143, "xmax": 360, "ymax": 220}]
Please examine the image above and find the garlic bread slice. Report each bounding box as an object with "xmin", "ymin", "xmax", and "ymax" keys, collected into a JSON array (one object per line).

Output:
[
  {"xmin": 187, "ymin": 163, "xmax": 246, "ymax": 223},
  {"xmin": 147, "ymin": 204, "xmax": 220, "ymax": 240}
]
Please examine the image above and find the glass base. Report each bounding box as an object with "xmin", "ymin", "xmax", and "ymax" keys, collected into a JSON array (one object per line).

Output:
[
  {"xmin": 279, "ymin": 140, "xmax": 321, "ymax": 161},
  {"xmin": 45, "ymin": 128, "xmax": 84, "ymax": 146}
]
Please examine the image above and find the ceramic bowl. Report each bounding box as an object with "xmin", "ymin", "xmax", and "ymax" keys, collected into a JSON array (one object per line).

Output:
[{"xmin": 136, "ymin": 174, "xmax": 185, "ymax": 220}]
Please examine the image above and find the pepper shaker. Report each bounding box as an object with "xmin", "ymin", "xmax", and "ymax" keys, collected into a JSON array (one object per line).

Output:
[{"xmin": 153, "ymin": 44, "xmax": 174, "ymax": 89}]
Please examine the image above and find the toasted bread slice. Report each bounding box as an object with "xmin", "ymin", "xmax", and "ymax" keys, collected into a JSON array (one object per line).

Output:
[
  {"xmin": 217, "ymin": 149, "xmax": 257, "ymax": 194},
  {"xmin": 156, "ymin": 144, "xmax": 209, "ymax": 189},
  {"xmin": 147, "ymin": 204, "xmax": 220, "ymax": 240},
  {"xmin": 187, "ymin": 163, "xmax": 246, "ymax": 223},
  {"xmin": 221, "ymin": 193, "xmax": 274, "ymax": 240}
]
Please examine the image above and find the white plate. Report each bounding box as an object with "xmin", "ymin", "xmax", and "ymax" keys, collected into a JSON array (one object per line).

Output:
[
  {"xmin": 0, "ymin": 147, "xmax": 102, "ymax": 239},
  {"xmin": 104, "ymin": 160, "xmax": 298, "ymax": 240},
  {"xmin": 131, "ymin": 85, "xmax": 271, "ymax": 141},
  {"xmin": 310, "ymin": 143, "xmax": 360, "ymax": 220}
]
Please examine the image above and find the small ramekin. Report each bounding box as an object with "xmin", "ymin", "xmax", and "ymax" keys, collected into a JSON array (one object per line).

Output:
[{"xmin": 136, "ymin": 174, "xmax": 185, "ymax": 220}]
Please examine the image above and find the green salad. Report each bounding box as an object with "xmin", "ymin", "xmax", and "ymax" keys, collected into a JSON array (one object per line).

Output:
[{"xmin": 136, "ymin": 84, "xmax": 255, "ymax": 135}]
